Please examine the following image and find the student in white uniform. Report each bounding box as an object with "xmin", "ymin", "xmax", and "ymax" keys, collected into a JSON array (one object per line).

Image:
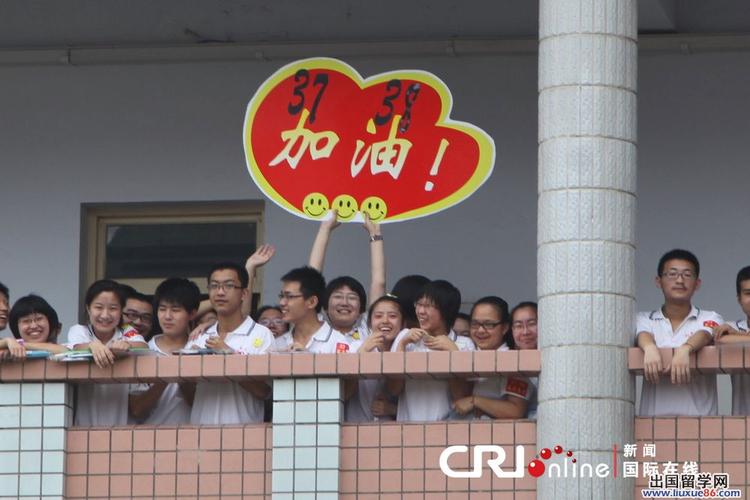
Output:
[
  {"xmin": 2, "ymin": 295, "xmax": 68, "ymax": 357},
  {"xmin": 346, "ymin": 295, "xmax": 407, "ymax": 422},
  {"xmin": 274, "ymin": 266, "xmax": 350, "ymax": 353},
  {"xmin": 307, "ymin": 210, "xmax": 386, "ymax": 348},
  {"xmin": 129, "ymin": 278, "xmax": 201, "ymax": 425},
  {"xmin": 509, "ymin": 301, "xmax": 539, "ymax": 419},
  {"xmin": 453, "ymin": 297, "xmax": 533, "ymax": 419},
  {"xmin": 68, "ymin": 280, "xmax": 148, "ymax": 426},
  {"xmin": 187, "ymin": 262, "xmax": 274, "ymax": 425},
  {"xmin": 636, "ymin": 249, "xmax": 723, "ymax": 416},
  {"xmin": 255, "ymin": 305, "xmax": 289, "ymax": 338},
  {"xmin": 0, "ymin": 282, "xmax": 9, "ymax": 339},
  {"xmin": 713, "ymin": 266, "xmax": 750, "ymax": 415},
  {"xmin": 388, "ymin": 280, "xmax": 475, "ymax": 422}
]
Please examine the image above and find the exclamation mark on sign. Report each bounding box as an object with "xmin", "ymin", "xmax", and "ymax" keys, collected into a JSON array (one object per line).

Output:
[{"xmin": 424, "ymin": 138, "xmax": 450, "ymax": 191}]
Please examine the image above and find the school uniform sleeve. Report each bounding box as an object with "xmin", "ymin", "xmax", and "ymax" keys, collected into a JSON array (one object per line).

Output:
[
  {"xmin": 635, "ymin": 312, "xmax": 654, "ymax": 344},
  {"xmin": 185, "ymin": 333, "xmax": 209, "ymax": 350},
  {"xmin": 455, "ymin": 335, "xmax": 476, "ymax": 351},
  {"xmin": 503, "ymin": 375, "xmax": 533, "ymax": 401},
  {"xmin": 391, "ymin": 329, "xmax": 410, "ymax": 352},
  {"xmin": 697, "ymin": 311, "xmax": 724, "ymax": 336},
  {"xmin": 65, "ymin": 324, "xmax": 92, "ymax": 348}
]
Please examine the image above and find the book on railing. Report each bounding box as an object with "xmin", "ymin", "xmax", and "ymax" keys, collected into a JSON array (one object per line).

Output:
[
  {"xmin": 173, "ymin": 348, "xmax": 217, "ymax": 355},
  {"xmin": 51, "ymin": 350, "xmax": 94, "ymax": 362},
  {"xmin": 24, "ymin": 351, "xmax": 50, "ymax": 359}
]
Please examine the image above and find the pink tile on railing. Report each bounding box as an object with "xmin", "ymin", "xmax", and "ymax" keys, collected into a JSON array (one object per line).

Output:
[
  {"xmin": 379, "ymin": 351, "xmax": 405, "ymax": 378},
  {"xmin": 220, "ymin": 472, "xmax": 243, "ymax": 495},
  {"xmin": 654, "ymin": 418, "xmax": 676, "ymax": 439},
  {"xmin": 427, "ymin": 351, "xmax": 451, "ymax": 376},
  {"xmin": 269, "ymin": 353, "xmax": 292, "ymax": 376},
  {"xmin": 380, "ymin": 422, "xmax": 402, "ymax": 446},
  {"xmin": 179, "ymin": 355, "xmax": 203, "ymax": 381},
  {"xmin": 199, "ymin": 449, "xmax": 221, "ymax": 472},
  {"xmin": 243, "ymin": 425, "xmax": 267, "ymax": 450},
  {"xmin": 700, "ymin": 417, "xmax": 723, "ymax": 439},
  {"xmin": 224, "ymin": 354, "xmax": 248, "ymax": 380},
  {"xmin": 447, "ymin": 422, "xmax": 469, "ymax": 445},
  {"xmin": 402, "ymin": 470, "xmax": 424, "ymax": 492},
  {"xmin": 720, "ymin": 345, "xmax": 745, "ymax": 373},
  {"xmin": 243, "ymin": 471, "xmax": 265, "ymax": 494},
  {"xmin": 66, "ymin": 430, "xmax": 89, "ymax": 452},
  {"xmin": 88, "ymin": 452, "xmax": 109, "ymax": 474},
  {"xmin": 450, "ymin": 351, "xmax": 473, "ymax": 376},
  {"xmin": 403, "ymin": 446, "xmax": 424, "ymax": 468},
  {"xmin": 0, "ymin": 361, "xmax": 23, "ymax": 381},
  {"xmin": 497, "ymin": 350, "xmax": 519, "ymax": 374},
  {"xmin": 492, "ymin": 422, "xmax": 514, "ymax": 445},
  {"xmin": 87, "ymin": 475, "xmax": 109, "ymax": 498},
  {"xmin": 724, "ymin": 439, "xmax": 746, "ymax": 462},
  {"xmin": 154, "ymin": 428, "xmax": 177, "ymax": 450},
  {"xmin": 221, "ymin": 426, "xmax": 244, "ymax": 450},
  {"xmin": 404, "ymin": 351, "xmax": 429, "ymax": 378},
  {"xmin": 314, "ymin": 353, "xmax": 337, "ymax": 374},
  {"xmin": 469, "ymin": 474, "xmax": 492, "ymax": 494},
  {"xmin": 199, "ymin": 427, "xmax": 222, "ymax": 450},
  {"xmin": 176, "ymin": 450, "xmax": 198, "ymax": 473},
  {"xmin": 424, "ymin": 469, "xmax": 448, "ymax": 492},
  {"xmin": 154, "ymin": 474, "xmax": 176, "ymax": 496},
  {"xmin": 473, "ymin": 350, "xmax": 495, "ymax": 376},
  {"xmin": 380, "ymin": 447, "xmax": 402, "ymax": 469},
  {"xmin": 381, "ymin": 470, "xmax": 402, "ymax": 492},
  {"xmin": 154, "ymin": 451, "xmax": 176, "ymax": 473},
  {"xmin": 425, "ymin": 423, "xmax": 447, "ymax": 446},
  {"xmin": 358, "ymin": 447, "xmax": 379, "ymax": 469},
  {"xmin": 175, "ymin": 473, "xmax": 197, "ymax": 495},
  {"xmin": 89, "ymin": 362, "xmax": 114, "ymax": 382},
  {"xmin": 221, "ymin": 449, "xmax": 243, "ymax": 472},
  {"xmin": 628, "ymin": 347, "xmax": 644, "ymax": 371},
  {"xmin": 654, "ymin": 441, "xmax": 676, "ymax": 461},
  {"xmin": 89, "ymin": 429, "xmax": 111, "ymax": 452},
  {"xmin": 111, "ymin": 429, "xmax": 133, "ymax": 452},
  {"xmin": 515, "ymin": 422, "xmax": 536, "ymax": 444},
  {"xmin": 634, "ymin": 418, "xmax": 653, "ymax": 440},
  {"xmin": 110, "ymin": 452, "xmax": 131, "ymax": 474},
  {"xmin": 470, "ymin": 421, "xmax": 492, "ymax": 445},
  {"xmin": 111, "ymin": 356, "xmax": 136, "ymax": 381},
  {"xmin": 157, "ymin": 356, "xmax": 180, "ymax": 382},
  {"xmin": 198, "ymin": 472, "xmax": 221, "ymax": 496},
  {"xmin": 134, "ymin": 356, "xmax": 158, "ymax": 382},
  {"xmin": 402, "ymin": 424, "xmax": 424, "ymax": 446},
  {"xmin": 358, "ymin": 424, "xmax": 381, "ymax": 447},
  {"xmin": 677, "ymin": 440, "xmax": 699, "ymax": 462},
  {"xmin": 721, "ymin": 463, "xmax": 745, "ymax": 486},
  {"xmin": 109, "ymin": 474, "xmax": 131, "ymax": 497},
  {"xmin": 357, "ymin": 470, "xmax": 380, "ymax": 493},
  {"xmin": 340, "ymin": 470, "xmax": 357, "ymax": 493},
  {"xmin": 133, "ymin": 451, "xmax": 155, "ymax": 474},
  {"xmin": 338, "ymin": 352, "xmax": 360, "ymax": 375},
  {"xmin": 44, "ymin": 359, "xmax": 67, "ymax": 380},
  {"xmin": 177, "ymin": 427, "xmax": 199, "ymax": 450},
  {"xmin": 723, "ymin": 417, "xmax": 746, "ymax": 439},
  {"xmin": 292, "ymin": 352, "xmax": 315, "ymax": 376},
  {"xmin": 201, "ymin": 355, "xmax": 226, "ymax": 379},
  {"xmin": 67, "ymin": 453, "xmax": 88, "ymax": 474},
  {"xmin": 66, "ymin": 361, "xmax": 91, "ymax": 381},
  {"xmin": 22, "ymin": 359, "xmax": 46, "ymax": 380},
  {"xmin": 519, "ymin": 350, "xmax": 541, "ymax": 375},
  {"xmin": 700, "ymin": 440, "xmax": 722, "ymax": 461},
  {"xmin": 65, "ymin": 475, "xmax": 87, "ymax": 498},
  {"xmin": 677, "ymin": 418, "xmax": 699, "ymax": 439},
  {"xmin": 697, "ymin": 347, "xmax": 720, "ymax": 373},
  {"xmin": 340, "ymin": 447, "xmax": 357, "ymax": 470},
  {"xmin": 359, "ymin": 351, "xmax": 382, "ymax": 378},
  {"xmin": 243, "ymin": 450, "xmax": 265, "ymax": 472},
  {"xmin": 133, "ymin": 428, "xmax": 155, "ymax": 451},
  {"xmin": 248, "ymin": 353, "xmax": 270, "ymax": 377},
  {"xmin": 131, "ymin": 474, "xmax": 154, "ymax": 496}
]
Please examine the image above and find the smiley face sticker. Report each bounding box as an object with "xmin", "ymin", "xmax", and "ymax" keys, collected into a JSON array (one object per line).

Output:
[
  {"xmin": 331, "ymin": 194, "xmax": 358, "ymax": 221},
  {"xmin": 360, "ymin": 196, "xmax": 388, "ymax": 222},
  {"xmin": 302, "ymin": 193, "xmax": 330, "ymax": 219}
]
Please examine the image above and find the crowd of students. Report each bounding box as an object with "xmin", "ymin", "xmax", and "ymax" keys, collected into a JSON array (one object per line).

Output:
[{"xmin": 1, "ymin": 215, "xmax": 744, "ymax": 426}]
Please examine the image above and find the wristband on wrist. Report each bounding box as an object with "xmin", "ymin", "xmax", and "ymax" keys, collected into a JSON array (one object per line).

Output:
[{"xmin": 369, "ymin": 234, "xmax": 383, "ymax": 242}]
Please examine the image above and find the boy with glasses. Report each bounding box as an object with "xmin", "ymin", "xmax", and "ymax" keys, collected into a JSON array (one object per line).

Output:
[
  {"xmin": 636, "ymin": 249, "xmax": 723, "ymax": 416},
  {"xmin": 713, "ymin": 266, "xmax": 750, "ymax": 414},
  {"xmin": 187, "ymin": 262, "xmax": 275, "ymax": 424},
  {"xmin": 274, "ymin": 266, "xmax": 350, "ymax": 353},
  {"xmin": 120, "ymin": 285, "xmax": 155, "ymax": 341}
]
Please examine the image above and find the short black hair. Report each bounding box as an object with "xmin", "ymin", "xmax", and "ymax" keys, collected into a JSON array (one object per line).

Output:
[
  {"xmin": 9, "ymin": 295, "xmax": 61, "ymax": 343},
  {"xmin": 391, "ymin": 274, "xmax": 430, "ymax": 327},
  {"xmin": 85, "ymin": 279, "xmax": 126, "ymax": 308},
  {"xmin": 367, "ymin": 294, "xmax": 406, "ymax": 327},
  {"xmin": 324, "ymin": 276, "xmax": 367, "ymax": 314},
  {"xmin": 154, "ymin": 278, "xmax": 201, "ymax": 312},
  {"xmin": 471, "ymin": 296, "xmax": 511, "ymax": 346},
  {"xmin": 119, "ymin": 284, "xmax": 151, "ymax": 306},
  {"xmin": 455, "ymin": 312, "xmax": 471, "ymax": 323},
  {"xmin": 208, "ymin": 262, "xmax": 250, "ymax": 289},
  {"xmin": 0, "ymin": 282, "xmax": 8, "ymax": 301},
  {"xmin": 736, "ymin": 266, "xmax": 750, "ymax": 295},
  {"xmin": 253, "ymin": 305, "xmax": 283, "ymax": 322},
  {"xmin": 281, "ymin": 266, "xmax": 326, "ymax": 313},
  {"xmin": 416, "ymin": 280, "xmax": 461, "ymax": 332},
  {"xmin": 658, "ymin": 249, "xmax": 700, "ymax": 277}
]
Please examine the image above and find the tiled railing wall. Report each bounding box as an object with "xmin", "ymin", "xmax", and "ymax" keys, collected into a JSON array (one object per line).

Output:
[{"xmin": 2, "ymin": 347, "xmax": 750, "ymax": 498}]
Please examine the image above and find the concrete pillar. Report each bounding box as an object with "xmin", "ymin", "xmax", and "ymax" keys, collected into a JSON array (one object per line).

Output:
[{"xmin": 538, "ymin": 1, "xmax": 637, "ymax": 498}]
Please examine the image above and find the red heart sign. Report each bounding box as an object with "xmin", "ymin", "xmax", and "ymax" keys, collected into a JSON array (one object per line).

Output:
[{"xmin": 243, "ymin": 58, "xmax": 495, "ymax": 223}]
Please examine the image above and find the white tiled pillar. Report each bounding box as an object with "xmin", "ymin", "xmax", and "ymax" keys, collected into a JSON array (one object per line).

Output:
[
  {"xmin": 272, "ymin": 378, "xmax": 341, "ymax": 500},
  {"xmin": 538, "ymin": 0, "xmax": 637, "ymax": 498},
  {"xmin": 0, "ymin": 383, "xmax": 71, "ymax": 499}
]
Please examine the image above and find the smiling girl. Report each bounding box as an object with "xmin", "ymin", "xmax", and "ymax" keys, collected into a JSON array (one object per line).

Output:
[
  {"xmin": 0, "ymin": 295, "xmax": 68, "ymax": 358},
  {"xmin": 67, "ymin": 280, "xmax": 148, "ymax": 426}
]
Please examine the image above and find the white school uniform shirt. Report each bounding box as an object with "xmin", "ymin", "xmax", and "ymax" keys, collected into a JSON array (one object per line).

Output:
[
  {"xmin": 188, "ymin": 317, "xmax": 274, "ymax": 424},
  {"xmin": 472, "ymin": 347, "xmax": 535, "ymax": 419},
  {"xmin": 345, "ymin": 328, "xmax": 408, "ymax": 423},
  {"xmin": 392, "ymin": 330, "xmax": 476, "ymax": 422},
  {"xmin": 273, "ymin": 322, "xmax": 351, "ymax": 353},
  {"xmin": 729, "ymin": 319, "xmax": 750, "ymax": 415},
  {"xmin": 67, "ymin": 324, "xmax": 146, "ymax": 426},
  {"xmin": 636, "ymin": 306, "xmax": 723, "ymax": 417},
  {"xmin": 136, "ymin": 335, "xmax": 191, "ymax": 425}
]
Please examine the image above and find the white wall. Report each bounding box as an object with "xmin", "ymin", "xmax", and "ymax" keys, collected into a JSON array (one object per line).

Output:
[{"xmin": 0, "ymin": 51, "xmax": 748, "ymax": 411}]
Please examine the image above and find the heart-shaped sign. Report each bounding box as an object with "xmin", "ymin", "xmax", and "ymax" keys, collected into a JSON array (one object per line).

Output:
[{"xmin": 243, "ymin": 57, "xmax": 495, "ymax": 223}]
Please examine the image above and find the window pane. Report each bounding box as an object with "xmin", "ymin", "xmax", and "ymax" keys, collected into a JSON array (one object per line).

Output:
[{"xmin": 105, "ymin": 222, "xmax": 257, "ymax": 279}]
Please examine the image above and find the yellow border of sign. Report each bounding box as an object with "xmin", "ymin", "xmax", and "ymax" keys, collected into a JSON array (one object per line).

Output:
[{"xmin": 243, "ymin": 57, "xmax": 496, "ymax": 223}]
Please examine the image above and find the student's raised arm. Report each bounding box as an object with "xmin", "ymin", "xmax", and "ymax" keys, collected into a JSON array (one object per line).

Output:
[
  {"xmin": 308, "ymin": 211, "xmax": 340, "ymax": 271},
  {"xmin": 242, "ymin": 244, "xmax": 276, "ymax": 318},
  {"xmin": 363, "ymin": 214, "xmax": 385, "ymax": 305}
]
